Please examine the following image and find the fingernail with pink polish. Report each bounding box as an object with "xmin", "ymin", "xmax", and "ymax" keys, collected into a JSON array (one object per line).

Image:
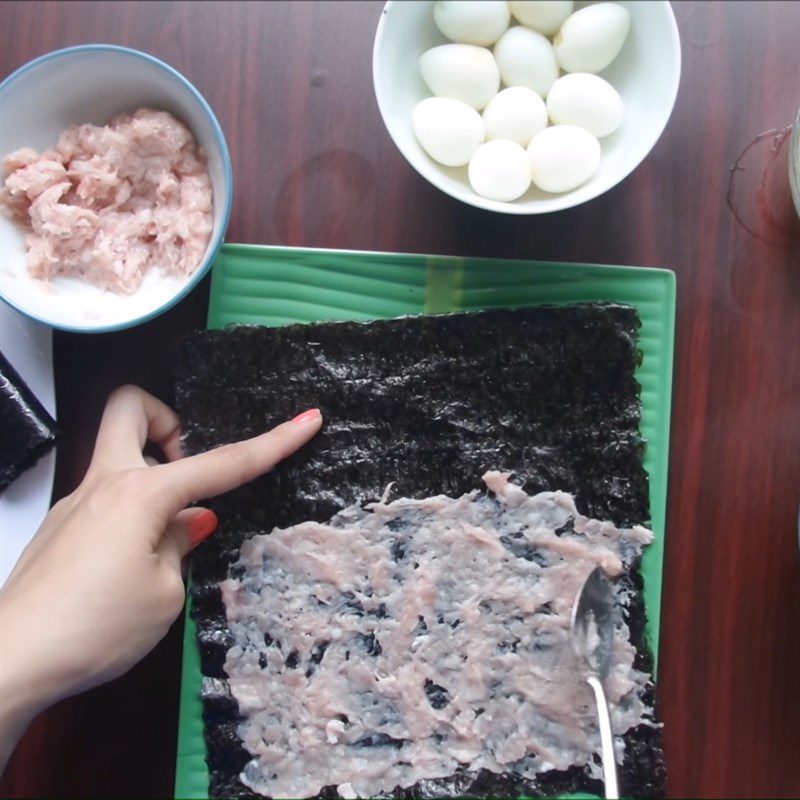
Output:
[
  {"xmin": 291, "ymin": 408, "xmax": 322, "ymax": 424},
  {"xmin": 189, "ymin": 509, "xmax": 218, "ymax": 548}
]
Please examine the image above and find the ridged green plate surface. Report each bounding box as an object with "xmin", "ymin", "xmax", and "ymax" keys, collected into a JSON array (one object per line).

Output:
[{"xmin": 175, "ymin": 244, "xmax": 676, "ymax": 800}]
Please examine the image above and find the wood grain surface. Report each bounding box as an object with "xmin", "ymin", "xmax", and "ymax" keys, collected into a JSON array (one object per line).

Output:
[{"xmin": 1, "ymin": 2, "xmax": 799, "ymax": 798}]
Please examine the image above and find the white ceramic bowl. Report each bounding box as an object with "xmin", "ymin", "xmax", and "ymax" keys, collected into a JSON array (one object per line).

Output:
[
  {"xmin": 0, "ymin": 45, "xmax": 233, "ymax": 332},
  {"xmin": 373, "ymin": 1, "xmax": 681, "ymax": 214}
]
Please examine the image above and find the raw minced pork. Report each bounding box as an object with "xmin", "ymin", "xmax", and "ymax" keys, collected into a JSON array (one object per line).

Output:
[
  {"xmin": 1, "ymin": 108, "xmax": 212, "ymax": 294},
  {"xmin": 220, "ymin": 472, "xmax": 657, "ymax": 799}
]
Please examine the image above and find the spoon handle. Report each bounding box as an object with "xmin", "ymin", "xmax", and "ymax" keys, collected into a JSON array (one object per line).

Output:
[{"xmin": 587, "ymin": 675, "xmax": 619, "ymax": 800}]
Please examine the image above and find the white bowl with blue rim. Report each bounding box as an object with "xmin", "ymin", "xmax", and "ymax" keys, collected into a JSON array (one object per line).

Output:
[{"xmin": 0, "ymin": 45, "xmax": 233, "ymax": 333}]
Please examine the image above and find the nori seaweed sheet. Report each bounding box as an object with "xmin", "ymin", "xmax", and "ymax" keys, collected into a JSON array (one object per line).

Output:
[
  {"xmin": 175, "ymin": 304, "xmax": 666, "ymax": 800},
  {"xmin": 0, "ymin": 351, "xmax": 58, "ymax": 493}
]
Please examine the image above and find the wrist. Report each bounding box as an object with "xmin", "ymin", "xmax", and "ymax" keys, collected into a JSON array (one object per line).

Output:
[
  {"xmin": 0, "ymin": 589, "xmax": 69, "ymax": 739},
  {"xmin": 0, "ymin": 595, "xmax": 49, "ymax": 772}
]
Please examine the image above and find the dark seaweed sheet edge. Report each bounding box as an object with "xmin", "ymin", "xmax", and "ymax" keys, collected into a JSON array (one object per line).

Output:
[{"xmin": 0, "ymin": 350, "xmax": 58, "ymax": 492}]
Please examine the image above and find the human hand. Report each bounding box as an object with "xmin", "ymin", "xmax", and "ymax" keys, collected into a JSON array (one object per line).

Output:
[{"xmin": 0, "ymin": 386, "xmax": 322, "ymax": 768}]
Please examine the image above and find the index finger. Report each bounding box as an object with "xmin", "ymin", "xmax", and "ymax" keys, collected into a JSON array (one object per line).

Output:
[{"xmin": 149, "ymin": 408, "xmax": 323, "ymax": 518}]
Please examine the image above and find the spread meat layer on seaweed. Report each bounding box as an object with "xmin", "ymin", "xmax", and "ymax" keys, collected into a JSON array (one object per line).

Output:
[{"xmin": 175, "ymin": 305, "xmax": 666, "ymax": 799}]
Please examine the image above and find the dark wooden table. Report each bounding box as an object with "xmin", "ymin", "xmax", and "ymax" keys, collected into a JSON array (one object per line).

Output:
[{"xmin": 1, "ymin": 1, "xmax": 799, "ymax": 798}]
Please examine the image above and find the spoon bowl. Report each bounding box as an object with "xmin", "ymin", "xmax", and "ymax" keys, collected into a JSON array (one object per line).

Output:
[
  {"xmin": 571, "ymin": 566, "xmax": 619, "ymax": 800},
  {"xmin": 571, "ymin": 565, "xmax": 616, "ymax": 679}
]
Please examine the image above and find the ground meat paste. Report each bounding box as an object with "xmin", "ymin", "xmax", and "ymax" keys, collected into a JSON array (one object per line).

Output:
[
  {"xmin": 1, "ymin": 108, "xmax": 211, "ymax": 293},
  {"xmin": 220, "ymin": 472, "xmax": 656, "ymax": 799}
]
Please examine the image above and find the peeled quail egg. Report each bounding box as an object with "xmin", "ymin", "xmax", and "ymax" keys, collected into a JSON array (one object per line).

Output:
[
  {"xmin": 546, "ymin": 73, "xmax": 624, "ymax": 138},
  {"xmin": 412, "ymin": 97, "xmax": 486, "ymax": 167},
  {"xmin": 508, "ymin": 1, "xmax": 574, "ymax": 35},
  {"xmin": 420, "ymin": 44, "xmax": 501, "ymax": 110},
  {"xmin": 554, "ymin": 3, "xmax": 631, "ymax": 74},
  {"xmin": 483, "ymin": 87, "xmax": 548, "ymax": 147},
  {"xmin": 527, "ymin": 125, "xmax": 601, "ymax": 193},
  {"xmin": 433, "ymin": 1, "xmax": 511, "ymax": 46},
  {"xmin": 469, "ymin": 139, "xmax": 532, "ymax": 201},
  {"xmin": 493, "ymin": 26, "xmax": 559, "ymax": 98}
]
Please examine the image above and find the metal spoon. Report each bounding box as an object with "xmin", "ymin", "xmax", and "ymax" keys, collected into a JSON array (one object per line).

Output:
[{"xmin": 570, "ymin": 566, "xmax": 619, "ymax": 800}]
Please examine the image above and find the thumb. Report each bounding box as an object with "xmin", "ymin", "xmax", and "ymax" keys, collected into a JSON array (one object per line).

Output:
[{"xmin": 158, "ymin": 507, "xmax": 218, "ymax": 569}]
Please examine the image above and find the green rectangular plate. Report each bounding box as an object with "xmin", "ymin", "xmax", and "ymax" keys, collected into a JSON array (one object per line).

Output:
[{"xmin": 175, "ymin": 244, "xmax": 676, "ymax": 800}]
